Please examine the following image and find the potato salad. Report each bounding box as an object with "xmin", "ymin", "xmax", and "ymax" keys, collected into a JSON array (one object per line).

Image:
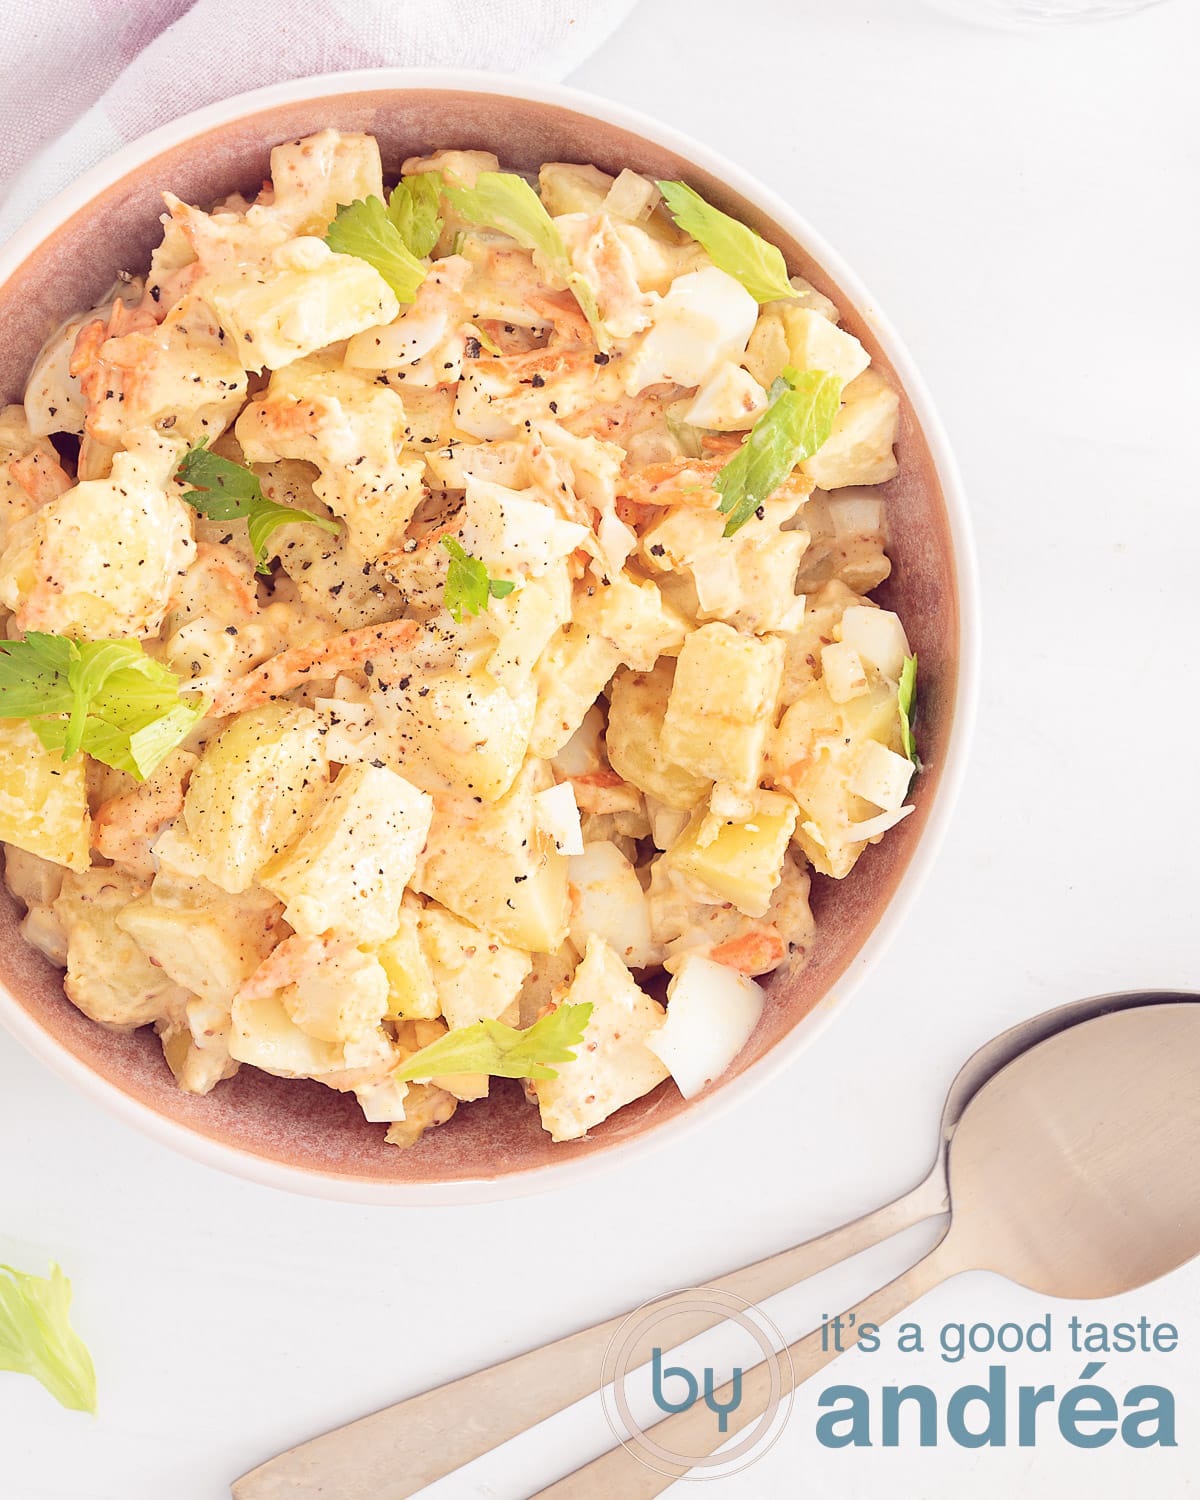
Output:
[{"xmin": 0, "ymin": 131, "xmax": 918, "ymax": 1149}]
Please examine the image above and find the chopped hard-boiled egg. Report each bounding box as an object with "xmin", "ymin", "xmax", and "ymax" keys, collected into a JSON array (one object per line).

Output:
[
  {"xmin": 849, "ymin": 740, "xmax": 914, "ymax": 814},
  {"xmin": 534, "ymin": 781, "xmax": 585, "ymax": 856},
  {"xmin": 459, "ymin": 477, "xmax": 588, "ymax": 581},
  {"xmin": 819, "ymin": 640, "xmax": 869, "ymax": 703},
  {"xmin": 684, "ymin": 362, "xmax": 768, "ymax": 432},
  {"xmin": 624, "ymin": 267, "xmax": 758, "ymax": 394},
  {"xmin": 646, "ymin": 953, "xmax": 765, "ymax": 1099},
  {"xmin": 567, "ymin": 840, "xmax": 659, "ymax": 970},
  {"xmin": 839, "ymin": 605, "xmax": 910, "ymax": 682}
]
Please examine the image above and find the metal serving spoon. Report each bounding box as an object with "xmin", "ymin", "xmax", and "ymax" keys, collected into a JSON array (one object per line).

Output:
[
  {"xmin": 232, "ymin": 989, "xmax": 1190, "ymax": 1500},
  {"xmin": 537, "ymin": 1000, "xmax": 1200, "ymax": 1495}
]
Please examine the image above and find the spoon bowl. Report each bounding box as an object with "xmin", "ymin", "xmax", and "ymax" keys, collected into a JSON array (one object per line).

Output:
[
  {"xmin": 946, "ymin": 1001, "xmax": 1200, "ymax": 1298},
  {"xmin": 934, "ymin": 987, "xmax": 1198, "ymax": 1155}
]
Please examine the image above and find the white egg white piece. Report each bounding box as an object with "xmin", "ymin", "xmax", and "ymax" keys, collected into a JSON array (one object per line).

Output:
[{"xmin": 647, "ymin": 953, "xmax": 766, "ymax": 1099}]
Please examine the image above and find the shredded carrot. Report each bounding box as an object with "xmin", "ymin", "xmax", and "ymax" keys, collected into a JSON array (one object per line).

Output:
[
  {"xmin": 69, "ymin": 300, "xmax": 159, "ymax": 433},
  {"xmin": 68, "ymin": 319, "xmax": 108, "ymax": 396},
  {"xmin": 211, "ymin": 616, "xmax": 418, "ymax": 716},
  {"xmin": 8, "ymin": 450, "xmax": 72, "ymax": 505},
  {"xmin": 569, "ymin": 770, "xmax": 642, "ymax": 815},
  {"xmin": 619, "ymin": 456, "xmax": 725, "ymax": 508},
  {"xmin": 699, "ymin": 432, "xmax": 743, "ymax": 455},
  {"xmin": 615, "ymin": 496, "xmax": 659, "ymax": 528},
  {"xmin": 494, "ymin": 345, "xmax": 595, "ymax": 383},
  {"xmin": 709, "ymin": 924, "xmax": 787, "ymax": 975}
]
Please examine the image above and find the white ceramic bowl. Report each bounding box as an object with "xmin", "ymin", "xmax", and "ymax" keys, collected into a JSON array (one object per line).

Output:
[{"xmin": 0, "ymin": 69, "xmax": 979, "ymax": 1202}]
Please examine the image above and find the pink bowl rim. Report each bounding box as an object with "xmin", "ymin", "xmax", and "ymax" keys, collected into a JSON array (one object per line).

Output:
[{"xmin": 0, "ymin": 67, "xmax": 981, "ymax": 1205}]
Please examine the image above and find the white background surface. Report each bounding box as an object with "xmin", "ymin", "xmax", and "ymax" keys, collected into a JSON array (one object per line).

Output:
[{"xmin": 3, "ymin": 1, "xmax": 1200, "ymax": 1496}]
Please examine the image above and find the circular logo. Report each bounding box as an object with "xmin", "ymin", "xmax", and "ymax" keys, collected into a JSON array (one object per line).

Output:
[{"xmin": 600, "ymin": 1286, "xmax": 794, "ymax": 1481}]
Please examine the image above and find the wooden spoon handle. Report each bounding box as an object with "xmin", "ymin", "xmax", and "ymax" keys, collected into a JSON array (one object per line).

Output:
[
  {"xmin": 230, "ymin": 1173, "xmax": 944, "ymax": 1500},
  {"xmin": 531, "ymin": 1234, "xmax": 961, "ymax": 1500}
]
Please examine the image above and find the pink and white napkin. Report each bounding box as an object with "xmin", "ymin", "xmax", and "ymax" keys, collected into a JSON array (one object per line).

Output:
[{"xmin": 0, "ymin": 0, "xmax": 639, "ymax": 244}]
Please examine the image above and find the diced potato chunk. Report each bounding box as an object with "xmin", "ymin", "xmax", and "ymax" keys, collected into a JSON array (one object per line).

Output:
[
  {"xmin": 530, "ymin": 624, "xmax": 622, "ymax": 759},
  {"xmin": 539, "ymin": 162, "xmax": 616, "ymax": 217},
  {"xmin": 770, "ymin": 679, "xmax": 904, "ymax": 878},
  {"xmin": 661, "ymin": 624, "xmax": 784, "ymax": 791},
  {"xmin": 82, "ymin": 295, "xmax": 247, "ymax": 448},
  {"xmin": 651, "ymin": 848, "xmax": 813, "ymax": 977},
  {"xmin": 403, "ymin": 149, "xmax": 499, "ymax": 187},
  {"xmin": 22, "ymin": 311, "xmax": 90, "ymax": 436},
  {"xmin": 268, "ymin": 130, "xmax": 384, "ymax": 236},
  {"xmin": 646, "ymin": 954, "xmax": 765, "ymax": 1098},
  {"xmin": 117, "ymin": 873, "xmax": 282, "ymax": 1007},
  {"xmin": 422, "ymin": 435, "xmax": 528, "ymax": 492},
  {"xmin": 638, "ymin": 497, "xmax": 808, "ymax": 635},
  {"xmin": 204, "ymin": 241, "xmax": 399, "ymax": 373},
  {"xmin": 415, "ymin": 771, "xmax": 569, "ymax": 952},
  {"xmin": 568, "ymin": 841, "xmax": 659, "ymax": 970},
  {"xmin": 665, "ymin": 789, "xmax": 798, "ymax": 919},
  {"xmin": 263, "ymin": 462, "xmax": 404, "ymax": 629},
  {"xmin": 345, "ymin": 256, "xmax": 473, "ymax": 383},
  {"xmin": 375, "ymin": 895, "xmax": 441, "ymax": 1019},
  {"xmin": 378, "ymin": 669, "xmax": 534, "ymax": 803},
  {"xmin": 160, "ymin": 704, "xmax": 329, "ymax": 894},
  {"xmin": 157, "ymin": 999, "xmax": 241, "ymax": 1097},
  {"xmin": 418, "ymin": 902, "xmax": 531, "ymax": 1030},
  {"xmin": 784, "ymin": 277, "xmax": 841, "ymax": 323},
  {"xmin": 54, "ymin": 869, "xmax": 191, "ymax": 1029},
  {"xmin": 230, "ymin": 991, "xmax": 357, "ymax": 1078},
  {"xmin": 0, "ymin": 406, "xmax": 42, "ymax": 551},
  {"xmin": 0, "ymin": 722, "xmax": 90, "ymax": 871},
  {"xmin": 260, "ymin": 763, "xmax": 433, "ymax": 942},
  {"xmin": 606, "ymin": 661, "xmax": 711, "ymax": 811},
  {"xmin": 575, "ymin": 570, "xmax": 689, "ymax": 671},
  {"xmin": 803, "ymin": 369, "xmax": 900, "ymax": 489},
  {"xmin": 2, "ymin": 845, "xmax": 66, "ymax": 907},
  {"xmin": 459, "ymin": 478, "xmax": 587, "ymax": 582},
  {"xmin": 534, "ymin": 937, "xmax": 668, "ymax": 1142},
  {"xmin": 517, "ymin": 941, "xmax": 578, "ymax": 1028},
  {"xmin": 0, "ymin": 432, "xmax": 195, "ymax": 639},
  {"xmin": 603, "ymin": 169, "xmax": 660, "ymax": 222},
  {"xmin": 232, "ymin": 934, "xmax": 393, "ymax": 1071},
  {"xmin": 780, "ymin": 307, "xmax": 870, "ymax": 386},
  {"xmin": 742, "ymin": 310, "xmax": 791, "ymax": 390},
  {"xmin": 235, "ymin": 360, "xmax": 423, "ymax": 560},
  {"xmin": 488, "ymin": 567, "xmax": 572, "ymax": 693},
  {"xmin": 551, "ymin": 705, "xmax": 606, "ymax": 778},
  {"xmin": 774, "ymin": 579, "xmax": 863, "ymax": 700},
  {"xmin": 742, "ymin": 293, "xmax": 850, "ymax": 388},
  {"xmin": 384, "ymin": 1082, "xmax": 459, "ymax": 1148},
  {"xmin": 283, "ymin": 942, "xmax": 390, "ymax": 1047},
  {"xmin": 795, "ymin": 491, "xmax": 891, "ymax": 596},
  {"xmin": 820, "ymin": 641, "xmax": 869, "ymax": 703},
  {"xmin": 609, "ymin": 221, "xmax": 707, "ymax": 292}
]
